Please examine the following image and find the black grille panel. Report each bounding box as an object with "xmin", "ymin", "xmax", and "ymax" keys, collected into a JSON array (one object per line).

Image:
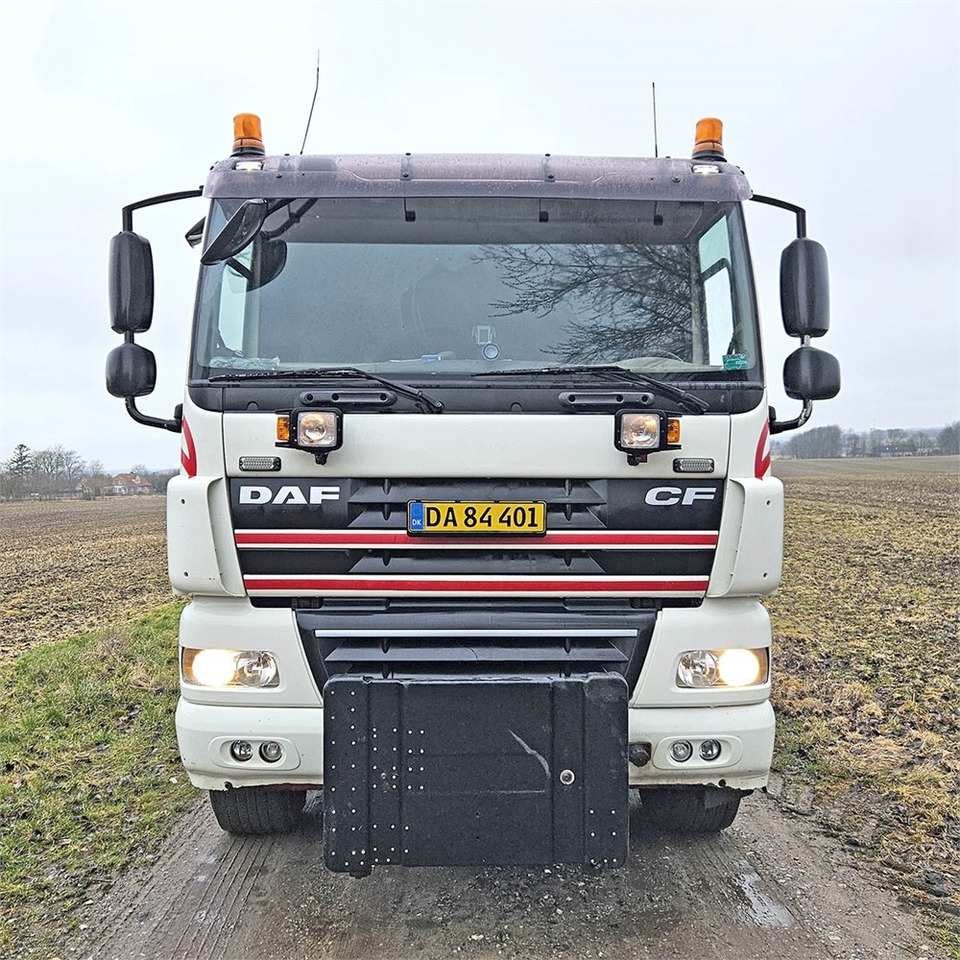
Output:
[
  {"xmin": 296, "ymin": 600, "xmax": 655, "ymax": 694},
  {"xmin": 231, "ymin": 477, "xmax": 722, "ymax": 598}
]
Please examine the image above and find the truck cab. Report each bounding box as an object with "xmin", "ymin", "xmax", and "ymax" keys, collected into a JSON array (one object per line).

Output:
[{"xmin": 107, "ymin": 115, "xmax": 839, "ymax": 873}]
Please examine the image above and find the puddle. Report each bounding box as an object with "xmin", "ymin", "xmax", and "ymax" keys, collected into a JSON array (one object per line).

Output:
[{"xmin": 734, "ymin": 860, "xmax": 793, "ymax": 928}]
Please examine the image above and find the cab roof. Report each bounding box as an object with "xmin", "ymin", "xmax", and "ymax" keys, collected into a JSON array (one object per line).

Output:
[{"xmin": 205, "ymin": 153, "xmax": 752, "ymax": 203}]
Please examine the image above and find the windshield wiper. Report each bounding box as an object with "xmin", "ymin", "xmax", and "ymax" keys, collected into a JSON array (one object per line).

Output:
[
  {"xmin": 208, "ymin": 367, "xmax": 445, "ymax": 413},
  {"xmin": 471, "ymin": 365, "xmax": 709, "ymax": 413}
]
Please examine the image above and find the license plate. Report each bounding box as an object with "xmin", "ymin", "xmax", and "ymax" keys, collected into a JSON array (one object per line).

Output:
[{"xmin": 408, "ymin": 501, "xmax": 546, "ymax": 534}]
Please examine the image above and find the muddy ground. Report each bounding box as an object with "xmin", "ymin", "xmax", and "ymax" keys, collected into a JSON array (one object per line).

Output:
[
  {"xmin": 69, "ymin": 790, "xmax": 936, "ymax": 960},
  {"xmin": 0, "ymin": 497, "xmax": 169, "ymax": 662}
]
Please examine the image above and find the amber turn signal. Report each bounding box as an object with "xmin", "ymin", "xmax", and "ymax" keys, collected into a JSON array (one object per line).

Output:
[
  {"xmin": 667, "ymin": 418, "xmax": 681, "ymax": 445},
  {"xmin": 276, "ymin": 415, "xmax": 290, "ymax": 442}
]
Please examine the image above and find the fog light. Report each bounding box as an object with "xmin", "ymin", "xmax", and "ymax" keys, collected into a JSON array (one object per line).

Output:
[
  {"xmin": 670, "ymin": 740, "xmax": 693, "ymax": 762},
  {"xmin": 230, "ymin": 740, "xmax": 253, "ymax": 762},
  {"xmin": 700, "ymin": 739, "xmax": 722, "ymax": 761},
  {"xmin": 260, "ymin": 741, "xmax": 283, "ymax": 763}
]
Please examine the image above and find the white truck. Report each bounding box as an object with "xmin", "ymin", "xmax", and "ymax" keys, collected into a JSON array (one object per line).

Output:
[{"xmin": 107, "ymin": 113, "xmax": 839, "ymax": 874}]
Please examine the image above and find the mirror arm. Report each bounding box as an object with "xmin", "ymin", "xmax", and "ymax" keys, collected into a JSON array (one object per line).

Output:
[
  {"xmin": 115, "ymin": 190, "xmax": 201, "ymax": 432},
  {"xmin": 770, "ymin": 399, "xmax": 813, "ymax": 435},
  {"xmin": 750, "ymin": 195, "xmax": 807, "ymax": 239},
  {"xmin": 124, "ymin": 396, "xmax": 182, "ymax": 433},
  {"xmin": 122, "ymin": 189, "xmax": 203, "ymax": 231}
]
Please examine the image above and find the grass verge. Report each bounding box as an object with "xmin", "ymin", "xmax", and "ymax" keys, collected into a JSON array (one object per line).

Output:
[
  {"xmin": 769, "ymin": 461, "xmax": 960, "ymax": 952},
  {"xmin": 0, "ymin": 604, "xmax": 194, "ymax": 956}
]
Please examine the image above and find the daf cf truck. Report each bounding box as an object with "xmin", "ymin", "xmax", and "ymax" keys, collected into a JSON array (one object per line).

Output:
[{"xmin": 106, "ymin": 114, "xmax": 839, "ymax": 874}]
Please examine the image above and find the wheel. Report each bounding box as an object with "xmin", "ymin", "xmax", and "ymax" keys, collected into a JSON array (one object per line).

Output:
[
  {"xmin": 640, "ymin": 786, "xmax": 745, "ymax": 833},
  {"xmin": 209, "ymin": 786, "xmax": 306, "ymax": 835}
]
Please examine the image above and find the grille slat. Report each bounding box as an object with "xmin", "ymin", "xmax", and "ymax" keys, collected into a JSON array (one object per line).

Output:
[{"xmin": 296, "ymin": 601, "xmax": 656, "ymax": 693}]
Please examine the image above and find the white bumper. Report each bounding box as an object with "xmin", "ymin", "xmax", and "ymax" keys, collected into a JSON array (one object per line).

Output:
[
  {"xmin": 176, "ymin": 596, "xmax": 774, "ymax": 792},
  {"xmin": 177, "ymin": 700, "xmax": 325, "ymax": 791},
  {"xmin": 627, "ymin": 701, "xmax": 774, "ymax": 790},
  {"xmin": 177, "ymin": 699, "xmax": 773, "ymax": 793}
]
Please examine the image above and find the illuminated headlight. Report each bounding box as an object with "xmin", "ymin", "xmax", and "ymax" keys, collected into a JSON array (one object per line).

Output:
[
  {"xmin": 676, "ymin": 648, "xmax": 768, "ymax": 688},
  {"xmin": 297, "ymin": 411, "xmax": 339, "ymax": 449},
  {"xmin": 182, "ymin": 648, "xmax": 280, "ymax": 688}
]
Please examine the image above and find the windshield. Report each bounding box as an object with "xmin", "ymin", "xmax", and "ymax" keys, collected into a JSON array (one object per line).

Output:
[{"xmin": 192, "ymin": 197, "xmax": 759, "ymax": 379}]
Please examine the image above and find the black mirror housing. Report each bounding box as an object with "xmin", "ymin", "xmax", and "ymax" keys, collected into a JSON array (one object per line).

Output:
[
  {"xmin": 201, "ymin": 198, "xmax": 268, "ymax": 265},
  {"xmin": 780, "ymin": 238, "xmax": 829, "ymax": 338},
  {"xmin": 248, "ymin": 236, "xmax": 288, "ymax": 290},
  {"xmin": 109, "ymin": 232, "xmax": 154, "ymax": 334},
  {"xmin": 783, "ymin": 345, "xmax": 840, "ymax": 401},
  {"xmin": 106, "ymin": 342, "xmax": 157, "ymax": 397}
]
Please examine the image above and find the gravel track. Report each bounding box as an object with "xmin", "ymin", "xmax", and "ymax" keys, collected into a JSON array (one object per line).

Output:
[{"xmin": 71, "ymin": 791, "xmax": 935, "ymax": 960}]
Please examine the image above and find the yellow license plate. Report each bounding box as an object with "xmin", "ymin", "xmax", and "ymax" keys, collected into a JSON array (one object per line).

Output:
[{"xmin": 407, "ymin": 501, "xmax": 546, "ymax": 534}]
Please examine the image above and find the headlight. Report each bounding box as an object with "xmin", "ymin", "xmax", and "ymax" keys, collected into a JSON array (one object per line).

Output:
[
  {"xmin": 676, "ymin": 648, "xmax": 767, "ymax": 688},
  {"xmin": 182, "ymin": 648, "xmax": 280, "ymax": 688},
  {"xmin": 275, "ymin": 408, "xmax": 343, "ymax": 462},
  {"xmin": 677, "ymin": 650, "xmax": 719, "ymax": 687},
  {"xmin": 614, "ymin": 411, "xmax": 681, "ymax": 463},
  {"xmin": 618, "ymin": 413, "xmax": 661, "ymax": 450},
  {"xmin": 297, "ymin": 411, "xmax": 339, "ymax": 448},
  {"xmin": 717, "ymin": 648, "xmax": 764, "ymax": 686}
]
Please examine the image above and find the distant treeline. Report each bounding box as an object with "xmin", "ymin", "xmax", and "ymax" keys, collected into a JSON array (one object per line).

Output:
[
  {"xmin": 3, "ymin": 423, "xmax": 958, "ymax": 498},
  {"xmin": 772, "ymin": 422, "xmax": 959, "ymax": 460},
  {"xmin": 0, "ymin": 443, "xmax": 177, "ymax": 500}
]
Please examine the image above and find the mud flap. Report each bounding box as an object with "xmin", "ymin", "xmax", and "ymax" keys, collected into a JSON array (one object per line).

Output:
[{"xmin": 322, "ymin": 674, "xmax": 627, "ymax": 872}]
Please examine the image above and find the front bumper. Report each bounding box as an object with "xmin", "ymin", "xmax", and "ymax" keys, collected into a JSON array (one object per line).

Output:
[{"xmin": 176, "ymin": 697, "xmax": 773, "ymax": 793}]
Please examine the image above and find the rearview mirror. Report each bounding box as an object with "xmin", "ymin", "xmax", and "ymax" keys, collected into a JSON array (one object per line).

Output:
[
  {"xmin": 106, "ymin": 342, "xmax": 157, "ymax": 397},
  {"xmin": 783, "ymin": 345, "xmax": 840, "ymax": 401},
  {"xmin": 201, "ymin": 199, "xmax": 268, "ymax": 265},
  {"xmin": 248, "ymin": 236, "xmax": 288, "ymax": 290},
  {"xmin": 109, "ymin": 232, "xmax": 154, "ymax": 333},
  {"xmin": 780, "ymin": 238, "xmax": 829, "ymax": 338}
]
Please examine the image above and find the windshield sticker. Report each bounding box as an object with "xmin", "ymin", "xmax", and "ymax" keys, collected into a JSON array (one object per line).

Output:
[{"xmin": 722, "ymin": 353, "xmax": 749, "ymax": 370}]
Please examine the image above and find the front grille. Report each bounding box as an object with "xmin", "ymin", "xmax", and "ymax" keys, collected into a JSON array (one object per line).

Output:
[
  {"xmin": 231, "ymin": 477, "xmax": 722, "ymax": 601},
  {"xmin": 296, "ymin": 599, "xmax": 655, "ymax": 694}
]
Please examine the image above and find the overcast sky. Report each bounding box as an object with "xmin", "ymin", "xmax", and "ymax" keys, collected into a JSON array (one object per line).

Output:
[{"xmin": 1, "ymin": 0, "xmax": 958, "ymax": 470}]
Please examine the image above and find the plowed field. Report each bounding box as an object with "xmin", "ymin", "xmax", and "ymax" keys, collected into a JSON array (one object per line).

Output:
[{"xmin": 0, "ymin": 497, "xmax": 170, "ymax": 662}]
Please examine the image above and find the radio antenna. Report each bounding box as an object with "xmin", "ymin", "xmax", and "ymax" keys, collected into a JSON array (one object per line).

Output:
[
  {"xmin": 651, "ymin": 81, "xmax": 659, "ymax": 158},
  {"xmin": 300, "ymin": 51, "xmax": 320, "ymax": 155}
]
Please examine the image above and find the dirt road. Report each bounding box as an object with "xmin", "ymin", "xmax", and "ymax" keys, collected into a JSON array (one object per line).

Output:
[{"xmin": 72, "ymin": 791, "xmax": 934, "ymax": 960}]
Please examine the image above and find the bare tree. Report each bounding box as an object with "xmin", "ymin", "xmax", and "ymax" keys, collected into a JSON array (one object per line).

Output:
[
  {"xmin": 784, "ymin": 425, "xmax": 843, "ymax": 459},
  {"xmin": 477, "ymin": 243, "xmax": 695, "ymax": 363},
  {"xmin": 83, "ymin": 460, "xmax": 112, "ymax": 499},
  {"xmin": 31, "ymin": 446, "xmax": 85, "ymax": 498},
  {"xmin": 938, "ymin": 421, "xmax": 959, "ymax": 455}
]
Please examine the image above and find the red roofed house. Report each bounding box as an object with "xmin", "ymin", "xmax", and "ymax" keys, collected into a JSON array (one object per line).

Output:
[{"xmin": 106, "ymin": 473, "xmax": 153, "ymax": 496}]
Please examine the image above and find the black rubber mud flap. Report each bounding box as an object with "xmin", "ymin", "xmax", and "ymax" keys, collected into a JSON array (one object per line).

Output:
[{"xmin": 322, "ymin": 674, "xmax": 627, "ymax": 873}]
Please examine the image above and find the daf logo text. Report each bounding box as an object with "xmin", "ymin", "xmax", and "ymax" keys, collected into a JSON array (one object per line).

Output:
[{"xmin": 239, "ymin": 485, "xmax": 342, "ymax": 505}]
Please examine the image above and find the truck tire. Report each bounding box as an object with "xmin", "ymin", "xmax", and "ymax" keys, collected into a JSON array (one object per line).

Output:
[
  {"xmin": 209, "ymin": 787, "xmax": 306, "ymax": 835},
  {"xmin": 640, "ymin": 786, "xmax": 744, "ymax": 833}
]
